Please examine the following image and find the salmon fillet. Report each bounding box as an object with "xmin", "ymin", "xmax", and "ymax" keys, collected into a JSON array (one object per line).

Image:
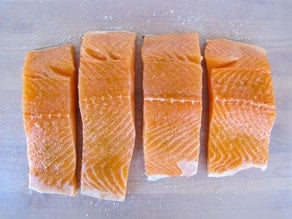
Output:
[
  {"xmin": 205, "ymin": 39, "xmax": 276, "ymax": 177},
  {"xmin": 22, "ymin": 45, "xmax": 77, "ymax": 195},
  {"xmin": 142, "ymin": 33, "xmax": 202, "ymax": 180},
  {"xmin": 79, "ymin": 31, "xmax": 136, "ymax": 201}
]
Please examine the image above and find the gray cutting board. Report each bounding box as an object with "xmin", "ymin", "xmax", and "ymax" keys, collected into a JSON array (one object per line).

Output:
[{"xmin": 0, "ymin": 0, "xmax": 291, "ymax": 218}]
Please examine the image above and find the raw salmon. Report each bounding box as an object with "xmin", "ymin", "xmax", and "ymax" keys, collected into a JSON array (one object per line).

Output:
[
  {"xmin": 22, "ymin": 45, "xmax": 77, "ymax": 195},
  {"xmin": 205, "ymin": 39, "xmax": 275, "ymax": 177},
  {"xmin": 79, "ymin": 31, "xmax": 136, "ymax": 201},
  {"xmin": 142, "ymin": 33, "xmax": 202, "ymax": 180}
]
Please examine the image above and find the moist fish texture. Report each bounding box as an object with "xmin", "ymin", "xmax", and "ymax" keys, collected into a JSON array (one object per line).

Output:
[
  {"xmin": 142, "ymin": 33, "xmax": 202, "ymax": 180},
  {"xmin": 22, "ymin": 45, "xmax": 77, "ymax": 196},
  {"xmin": 205, "ymin": 39, "xmax": 275, "ymax": 177},
  {"xmin": 79, "ymin": 31, "xmax": 136, "ymax": 201}
]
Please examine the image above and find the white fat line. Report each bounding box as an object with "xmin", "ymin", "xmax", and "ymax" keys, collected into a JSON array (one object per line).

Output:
[
  {"xmin": 144, "ymin": 97, "xmax": 199, "ymax": 104},
  {"xmin": 24, "ymin": 114, "xmax": 70, "ymax": 119},
  {"xmin": 215, "ymin": 97, "xmax": 275, "ymax": 109},
  {"xmin": 81, "ymin": 95, "xmax": 130, "ymax": 101}
]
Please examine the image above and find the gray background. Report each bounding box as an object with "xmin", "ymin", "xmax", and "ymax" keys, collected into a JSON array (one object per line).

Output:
[{"xmin": 0, "ymin": 0, "xmax": 291, "ymax": 218}]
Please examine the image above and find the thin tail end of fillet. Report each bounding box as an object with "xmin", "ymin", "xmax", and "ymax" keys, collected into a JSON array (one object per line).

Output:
[
  {"xmin": 208, "ymin": 163, "xmax": 267, "ymax": 177},
  {"xmin": 81, "ymin": 187, "xmax": 126, "ymax": 202},
  {"xmin": 29, "ymin": 174, "xmax": 77, "ymax": 196},
  {"xmin": 147, "ymin": 160, "xmax": 198, "ymax": 181}
]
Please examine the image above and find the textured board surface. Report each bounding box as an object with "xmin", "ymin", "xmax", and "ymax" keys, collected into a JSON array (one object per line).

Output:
[{"xmin": 0, "ymin": 0, "xmax": 291, "ymax": 218}]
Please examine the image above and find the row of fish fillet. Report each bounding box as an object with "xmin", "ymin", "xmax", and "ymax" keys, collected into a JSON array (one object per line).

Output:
[{"xmin": 22, "ymin": 31, "xmax": 275, "ymax": 201}]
